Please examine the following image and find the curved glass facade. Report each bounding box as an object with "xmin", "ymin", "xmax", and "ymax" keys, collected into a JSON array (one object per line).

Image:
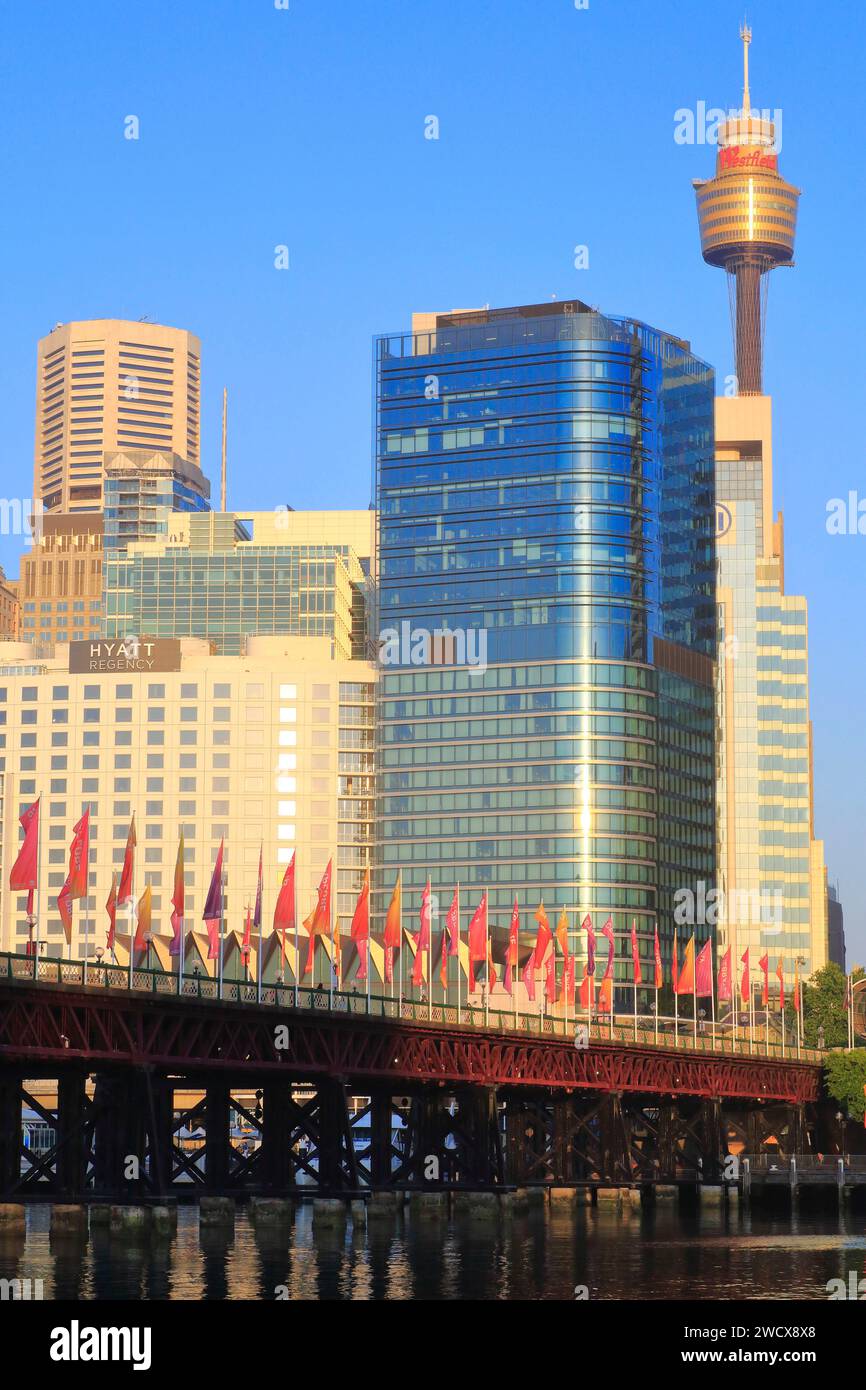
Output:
[{"xmin": 374, "ymin": 302, "xmax": 715, "ymax": 989}]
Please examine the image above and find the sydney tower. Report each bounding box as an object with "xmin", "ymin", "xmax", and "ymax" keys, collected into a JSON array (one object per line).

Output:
[{"xmin": 693, "ymin": 26, "xmax": 800, "ymax": 394}]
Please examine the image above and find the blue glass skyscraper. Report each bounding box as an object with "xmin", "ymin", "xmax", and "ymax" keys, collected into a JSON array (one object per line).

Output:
[{"xmin": 374, "ymin": 301, "xmax": 716, "ymax": 992}]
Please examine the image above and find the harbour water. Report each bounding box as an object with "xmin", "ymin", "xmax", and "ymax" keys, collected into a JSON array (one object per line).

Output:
[{"xmin": 2, "ymin": 1200, "xmax": 864, "ymax": 1301}]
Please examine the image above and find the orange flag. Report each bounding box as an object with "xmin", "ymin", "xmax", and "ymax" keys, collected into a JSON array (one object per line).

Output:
[
  {"xmin": 134, "ymin": 884, "xmax": 152, "ymax": 953},
  {"xmin": 759, "ymin": 953, "xmax": 769, "ymax": 1006},
  {"xmin": 105, "ymin": 873, "xmax": 118, "ymax": 952},
  {"xmin": 304, "ymin": 859, "xmax": 332, "ymax": 937},
  {"xmin": 383, "ymin": 874, "xmax": 402, "ymax": 985},
  {"xmin": 776, "ymin": 958, "xmax": 785, "ymax": 1011},
  {"xmin": 169, "ymin": 832, "xmax": 184, "ymax": 958},
  {"xmin": 677, "ymin": 936, "xmax": 696, "ymax": 995},
  {"xmin": 555, "ymin": 907, "xmax": 570, "ymax": 961},
  {"xmin": 533, "ymin": 902, "xmax": 552, "ymax": 968},
  {"xmin": 350, "ymin": 868, "xmax": 370, "ymax": 941},
  {"xmin": 118, "ymin": 815, "xmax": 136, "ymax": 906},
  {"xmin": 273, "ymin": 852, "xmax": 296, "ymax": 963},
  {"xmin": 653, "ymin": 925, "xmax": 663, "ymax": 989}
]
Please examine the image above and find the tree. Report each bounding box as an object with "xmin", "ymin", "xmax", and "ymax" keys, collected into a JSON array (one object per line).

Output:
[
  {"xmin": 800, "ymin": 963, "xmax": 865, "ymax": 1048},
  {"xmin": 824, "ymin": 1050, "xmax": 866, "ymax": 1123}
]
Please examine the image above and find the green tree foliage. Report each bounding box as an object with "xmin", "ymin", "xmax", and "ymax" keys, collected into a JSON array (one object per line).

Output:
[
  {"xmin": 824, "ymin": 1050, "xmax": 866, "ymax": 1122},
  {"xmin": 799, "ymin": 962, "xmax": 865, "ymax": 1048}
]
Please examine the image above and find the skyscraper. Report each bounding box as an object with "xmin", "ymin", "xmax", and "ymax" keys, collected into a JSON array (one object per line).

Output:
[
  {"xmin": 374, "ymin": 301, "xmax": 716, "ymax": 989},
  {"xmin": 697, "ymin": 33, "xmax": 827, "ymax": 985},
  {"xmin": 34, "ymin": 319, "xmax": 203, "ymax": 514}
]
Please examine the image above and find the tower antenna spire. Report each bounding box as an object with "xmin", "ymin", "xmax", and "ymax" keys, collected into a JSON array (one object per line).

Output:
[{"xmin": 740, "ymin": 20, "xmax": 752, "ymax": 114}]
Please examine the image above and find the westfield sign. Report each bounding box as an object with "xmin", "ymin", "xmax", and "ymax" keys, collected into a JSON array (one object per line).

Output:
[{"xmin": 719, "ymin": 145, "xmax": 779, "ymax": 172}]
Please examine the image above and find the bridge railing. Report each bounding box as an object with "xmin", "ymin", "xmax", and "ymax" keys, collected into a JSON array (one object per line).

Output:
[{"xmin": 0, "ymin": 950, "xmax": 821, "ymax": 1063}]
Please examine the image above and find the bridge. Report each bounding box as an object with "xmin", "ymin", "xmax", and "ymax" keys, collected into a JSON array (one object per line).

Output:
[{"xmin": 0, "ymin": 952, "xmax": 824, "ymax": 1202}]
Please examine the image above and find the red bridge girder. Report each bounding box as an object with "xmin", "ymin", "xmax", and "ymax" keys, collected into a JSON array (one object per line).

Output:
[{"xmin": 0, "ymin": 981, "xmax": 820, "ymax": 1103}]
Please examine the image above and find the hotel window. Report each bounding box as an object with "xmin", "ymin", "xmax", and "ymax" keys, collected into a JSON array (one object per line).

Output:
[
  {"xmin": 180, "ymin": 778, "xmax": 196, "ymax": 792},
  {"xmin": 146, "ymin": 800, "xmax": 163, "ymax": 816},
  {"xmin": 83, "ymin": 733, "xmax": 99, "ymax": 746},
  {"xmin": 179, "ymin": 755, "xmax": 197, "ymax": 769},
  {"xmin": 180, "ymin": 707, "xmax": 197, "ymax": 721},
  {"xmin": 213, "ymin": 707, "xmax": 230, "ymax": 722},
  {"xmin": 181, "ymin": 684, "xmax": 198, "ymax": 698},
  {"xmin": 213, "ymin": 684, "xmax": 231, "ymax": 698},
  {"xmin": 214, "ymin": 754, "xmax": 229, "ymax": 769},
  {"xmin": 114, "ymin": 801, "xmax": 131, "ymax": 817},
  {"xmin": 147, "ymin": 731, "xmax": 165, "ymax": 746},
  {"xmin": 52, "ymin": 686, "xmax": 69, "ymax": 701},
  {"xmin": 114, "ymin": 778, "xmax": 131, "ymax": 792},
  {"xmin": 179, "ymin": 800, "xmax": 196, "ymax": 815},
  {"xmin": 50, "ymin": 778, "xmax": 67, "ymax": 793},
  {"xmin": 84, "ymin": 755, "xmax": 100, "ymax": 770},
  {"xmin": 19, "ymin": 756, "xmax": 36, "ymax": 771},
  {"xmin": 116, "ymin": 707, "xmax": 132, "ymax": 722},
  {"xmin": 148, "ymin": 684, "xmax": 165, "ymax": 698},
  {"xmin": 83, "ymin": 779, "xmax": 98, "ymax": 794},
  {"xmin": 211, "ymin": 800, "xmax": 230, "ymax": 815},
  {"xmin": 83, "ymin": 686, "xmax": 99, "ymax": 700},
  {"xmin": 21, "ymin": 710, "xmax": 37, "ymax": 725},
  {"xmin": 51, "ymin": 756, "xmax": 68, "ymax": 770},
  {"xmin": 146, "ymin": 778, "xmax": 163, "ymax": 792},
  {"xmin": 212, "ymin": 777, "xmax": 229, "ymax": 792},
  {"xmin": 116, "ymin": 685, "xmax": 132, "ymax": 699},
  {"xmin": 146, "ymin": 755, "xmax": 164, "ymax": 768},
  {"xmin": 213, "ymin": 730, "xmax": 230, "ymax": 745},
  {"xmin": 145, "ymin": 825, "xmax": 162, "ymax": 840},
  {"xmin": 148, "ymin": 707, "xmax": 165, "ymax": 722},
  {"xmin": 180, "ymin": 731, "xmax": 197, "ymax": 745}
]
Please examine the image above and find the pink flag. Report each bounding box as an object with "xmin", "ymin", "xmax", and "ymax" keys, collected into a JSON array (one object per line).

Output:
[
  {"xmin": 600, "ymin": 917, "xmax": 615, "ymax": 980},
  {"xmin": 521, "ymin": 952, "xmax": 536, "ymax": 1003},
  {"xmin": 413, "ymin": 879, "xmax": 432, "ymax": 988},
  {"xmin": 630, "ymin": 919, "xmax": 642, "ymax": 986},
  {"xmin": 695, "ymin": 939, "xmax": 714, "ymax": 998},
  {"xmin": 717, "ymin": 947, "xmax": 732, "ymax": 1002}
]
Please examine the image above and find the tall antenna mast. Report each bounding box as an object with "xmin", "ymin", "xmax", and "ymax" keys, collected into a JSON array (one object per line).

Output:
[{"xmin": 220, "ymin": 387, "xmax": 228, "ymax": 511}]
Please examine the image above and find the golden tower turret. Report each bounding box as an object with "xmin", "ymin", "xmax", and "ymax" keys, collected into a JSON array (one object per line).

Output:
[{"xmin": 693, "ymin": 26, "xmax": 800, "ymax": 394}]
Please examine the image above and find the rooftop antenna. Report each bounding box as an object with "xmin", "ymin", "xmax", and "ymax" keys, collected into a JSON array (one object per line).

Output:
[
  {"xmin": 220, "ymin": 387, "xmax": 228, "ymax": 511},
  {"xmin": 740, "ymin": 19, "xmax": 752, "ymax": 113}
]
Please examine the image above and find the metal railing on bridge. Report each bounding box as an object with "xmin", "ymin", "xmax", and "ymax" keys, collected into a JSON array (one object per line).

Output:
[{"xmin": 0, "ymin": 950, "xmax": 822, "ymax": 1065}]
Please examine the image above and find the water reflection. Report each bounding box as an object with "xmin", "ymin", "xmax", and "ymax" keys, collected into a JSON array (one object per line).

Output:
[{"xmin": 2, "ymin": 1200, "xmax": 865, "ymax": 1301}]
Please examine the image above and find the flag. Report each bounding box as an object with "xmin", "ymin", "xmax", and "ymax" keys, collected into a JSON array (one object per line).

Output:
[
  {"xmin": 332, "ymin": 916, "xmax": 342, "ymax": 986},
  {"xmin": 118, "ymin": 815, "xmax": 136, "ymax": 906},
  {"xmin": 445, "ymin": 885, "xmax": 460, "ymax": 956},
  {"xmin": 383, "ymin": 874, "xmax": 402, "ymax": 985},
  {"xmin": 579, "ymin": 966, "xmax": 594, "ymax": 1010},
  {"xmin": 597, "ymin": 975, "xmax": 612, "ymax": 1013},
  {"xmin": 653, "ymin": 925, "xmax": 663, "ymax": 989},
  {"xmin": 559, "ymin": 953, "xmax": 575, "ymax": 1008},
  {"xmin": 304, "ymin": 859, "xmax": 332, "ymax": 937},
  {"xmin": 545, "ymin": 948, "xmax": 556, "ymax": 1004},
  {"xmin": 413, "ymin": 878, "xmax": 432, "ymax": 989},
  {"xmin": 695, "ymin": 940, "xmax": 714, "ymax": 999},
  {"xmin": 582, "ymin": 914, "xmax": 596, "ymax": 976},
  {"xmin": 677, "ymin": 936, "xmax": 696, "ymax": 995},
  {"xmin": 169, "ymin": 832, "xmax": 185, "ymax": 957},
  {"xmin": 555, "ymin": 907, "xmax": 570, "ymax": 961},
  {"xmin": 438, "ymin": 920, "xmax": 448, "ymax": 989},
  {"xmin": 242, "ymin": 906, "xmax": 252, "ymax": 962},
  {"xmin": 468, "ymin": 893, "xmax": 488, "ymax": 993},
  {"xmin": 351, "ymin": 868, "xmax": 370, "ymax": 941},
  {"xmin": 253, "ymin": 845, "xmax": 263, "ymax": 935},
  {"xmin": 504, "ymin": 896, "xmax": 519, "ymax": 996},
  {"xmin": 133, "ymin": 883, "xmax": 152, "ymax": 953},
  {"xmin": 533, "ymin": 902, "xmax": 552, "ymax": 969},
  {"xmin": 600, "ymin": 918, "xmax": 615, "ymax": 980},
  {"xmin": 273, "ymin": 852, "xmax": 296, "ymax": 964},
  {"xmin": 487, "ymin": 939, "xmax": 498, "ymax": 992},
  {"xmin": 630, "ymin": 919, "xmax": 642, "ymax": 986},
  {"xmin": 718, "ymin": 947, "xmax": 732, "ymax": 1003},
  {"xmin": 203, "ymin": 838, "xmax": 224, "ymax": 961},
  {"xmin": 357, "ymin": 937, "xmax": 369, "ymax": 983},
  {"xmin": 776, "ymin": 957, "xmax": 785, "ymax": 1011},
  {"xmin": 758, "ymin": 953, "xmax": 769, "ymax": 1007},
  {"xmin": 57, "ymin": 808, "xmax": 90, "ymax": 944},
  {"xmin": 10, "ymin": 797, "xmax": 39, "ymax": 893},
  {"xmin": 522, "ymin": 951, "xmax": 536, "ymax": 1002},
  {"xmin": 105, "ymin": 874, "xmax": 118, "ymax": 952},
  {"xmin": 740, "ymin": 947, "xmax": 750, "ymax": 1005}
]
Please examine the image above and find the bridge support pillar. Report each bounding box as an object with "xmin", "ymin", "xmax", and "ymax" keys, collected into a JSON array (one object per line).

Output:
[
  {"xmin": 701, "ymin": 1099, "xmax": 723, "ymax": 1183},
  {"xmin": 455, "ymin": 1086, "xmax": 504, "ymax": 1189},
  {"xmin": 368, "ymin": 1088, "xmax": 393, "ymax": 1188},
  {"xmin": 316, "ymin": 1079, "xmax": 359, "ymax": 1193},
  {"xmin": 0, "ymin": 1072, "xmax": 21, "ymax": 1196},
  {"xmin": 260, "ymin": 1081, "xmax": 294, "ymax": 1194},
  {"xmin": 56, "ymin": 1070, "xmax": 88, "ymax": 1199},
  {"xmin": 92, "ymin": 1072, "xmax": 171, "ymax": 1198},
  {"xmin": 205, "ymin": 1077, "xmax": 233, "ymax": 1193}
]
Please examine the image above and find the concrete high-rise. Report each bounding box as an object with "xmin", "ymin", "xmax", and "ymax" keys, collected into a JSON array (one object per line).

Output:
[
  {"xmin": 698, "ymin": 33, "xmax": 827, "ymax": 988},
  {"xmin": 34, "ymin": 320, "xmax": 204, "ymax": 514}
]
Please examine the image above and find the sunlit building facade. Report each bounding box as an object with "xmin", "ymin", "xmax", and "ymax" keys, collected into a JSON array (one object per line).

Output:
[{"xmin": 374, "ymin": 301, "xmax": 716, "ymax": 993}]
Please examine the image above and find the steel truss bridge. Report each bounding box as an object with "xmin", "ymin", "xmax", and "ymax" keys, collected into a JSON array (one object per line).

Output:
[{"xmin": 0, "ymin": 952, "xmax": 823, "ymax": 1201}]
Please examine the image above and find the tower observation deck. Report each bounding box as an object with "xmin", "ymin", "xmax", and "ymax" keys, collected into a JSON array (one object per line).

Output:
[{"xmin": 693, "ymin": 27, "xmax": 800, "ymax": 394}]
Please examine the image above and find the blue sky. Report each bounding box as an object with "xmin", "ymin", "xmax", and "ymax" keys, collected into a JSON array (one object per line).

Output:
[{"xmin": 1, "ymin": 0, "xmax": 863, "ymax": 957}]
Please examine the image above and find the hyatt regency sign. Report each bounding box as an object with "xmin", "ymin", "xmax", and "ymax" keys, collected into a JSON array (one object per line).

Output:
[{"xmin": 69, "ymin": 639, "xmax": 182, "ymax": 674}]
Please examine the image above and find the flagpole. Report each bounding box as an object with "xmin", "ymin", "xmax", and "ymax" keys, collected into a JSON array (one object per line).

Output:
[
  {"xmin": 35, "ymin": 795, "xmax": 43, "ymax": 972},
  {"xmin": 256, "ymin": 846, "xmax": 263, "ymax": 1005},
  {"xmin": 398, "ymin": 869, "xmax": 403, "ymax": 1018},
  {"xmin": 328, "ymin": 878, "xmax": 334, "ymax": 1011},
  {"xmin": 218, "ymin": 861, "xmax": 224, "ymax": 1001},
  {"xmin": 427, "ymin": 891, "xmax": 432, "ymax": 1022},
  {"xmin": 484, "ymin": 896, "xmax": 489, "ymax": 1029},
  {"xmin": 83, "ymin": 801, "xmax": 91, "ymax": 981},
  {"xmin": 456, "ymin": 881, "xmax": 461, "ymax": 1024},
  {"xmin": 750, "ymin": 966, "xmax": 755, "ymax": 1055},
  {"xmin": 294, "ymin": 855, "xmax": 299, "ymax": 1008},
  {"xmin": 127, "ymin": 854, "xmax": 135, "ymax": 991},
  {"xmin": 654, "ymin": 979, "xmax": 658, "ymax": 1045}
]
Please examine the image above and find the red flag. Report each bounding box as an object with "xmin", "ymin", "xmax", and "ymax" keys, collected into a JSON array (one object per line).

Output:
[
  {"xmin": 555, "ymin": 907, "xmax": 570, "ymax": 961},
  {"xmin": 776, "ymin": 958, "xmax": 785, "ymax": 1011},
  {"xmin": 504, "ymin": 896, "xmax": 519, "ymax": 995},
  {"xmin": 273, "ymin": 852, "xmax": 296, "ymax": 964},
  {"xmin": 304, "ymin": 859, "xmax": 332, "ymax": 937},
  {"xmin": 487, "ymin": 939, "xmax": 498, "ymax": 992},
  {"xmin": 445, "ymin": 885, "xmax": 460, "ymax": 955},
  {"xmin": 10, "ymin": 797, "xmax": 39, "ymax": 892},
  {"xmin": 169, "ymin": 832, "xmax": 185, "ymax": 957},
  {"xmin": 630, "ymin": 919, "xmax": 642, "ymax": 987},
  {"xmin": 695, "ymin": 940, "xmax": 714, "ymax": 998},
  {"xmin": 740, "ymin": 947, "xmax": 750, "ymax": 1004},
  {"xmin": 758, "ymin": 953, "xmax": 769, "ymax": 1007},
  {"xmin": 533, "ymin": 902, "xmax": 552, "ymax": 969},
  {"xmin": 206, "ymin": 919, "xmax": 220, "ymax": 961},
  {"xmin": 105, "ymin": 873, "xmax": 118, "ymax": 952},
  {"xmin": 57, "ymin": 808, "xmax": 90, "ymax": 944},
  {"xmin": 413, "ymin": 879, "xmax": 432, "ymax": 988},
  {"xmin": 356, "ymin": 937, "xmax": 369, "ymax": 983},
  {"xmin": 653, "ymin": 925, "xmax": 663, "ymax": 989},
  {"xmin": 600, "ymin": 917, "xmax": 615, "ymax": 980},
  {"xmin": 545, "ymin": 948, "xmax": 557, "ymax": 1004},
  {"xmin": 242, "ymin": 906, "xmax": 252, "ymax": 962},
  {"xmin": 118, "ymin": 815, "xmax": 136, "ymax": 906},
  {"xmin": 521, "ymin": 951, "xmax": 536, "ymax": 1002},
  {"xmin": 468, "ymin": 893, "xmax": 488, "ymax": 993},
  {"xmin": 717, "ymin": 947, "xmax": 732, "ymax": 1002},
  {"xmin": 350, "ymin": 868, "xmax": 370, "ymax": 941},
  {"xmin": 582, "ymin": 914, "xmax": 596, "ymax": 976}
]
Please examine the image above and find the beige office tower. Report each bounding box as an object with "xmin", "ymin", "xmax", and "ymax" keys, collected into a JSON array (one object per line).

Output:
[
  {"xmin": 715, "ymin": 395, "xmax": 827, "ymax": 985},
  {"xmin": 35, "ymin": 320, "xmax": 202, "ymax": 514},
  {"xmin": 0, "ymin": 636, "xmax": 375, "ymax": 959},
  {"xmin": 17, "ymin": 514, "xmax": 103, "ymax": 646},
  {"xmin": 0, "ymin": 570, "xmax": 19, "ymax": 640}
]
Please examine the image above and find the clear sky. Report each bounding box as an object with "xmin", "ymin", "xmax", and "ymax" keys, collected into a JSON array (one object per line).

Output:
[{"xmin": 1, "ymin": 0, "xmax": 863, "ymax": 958}]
